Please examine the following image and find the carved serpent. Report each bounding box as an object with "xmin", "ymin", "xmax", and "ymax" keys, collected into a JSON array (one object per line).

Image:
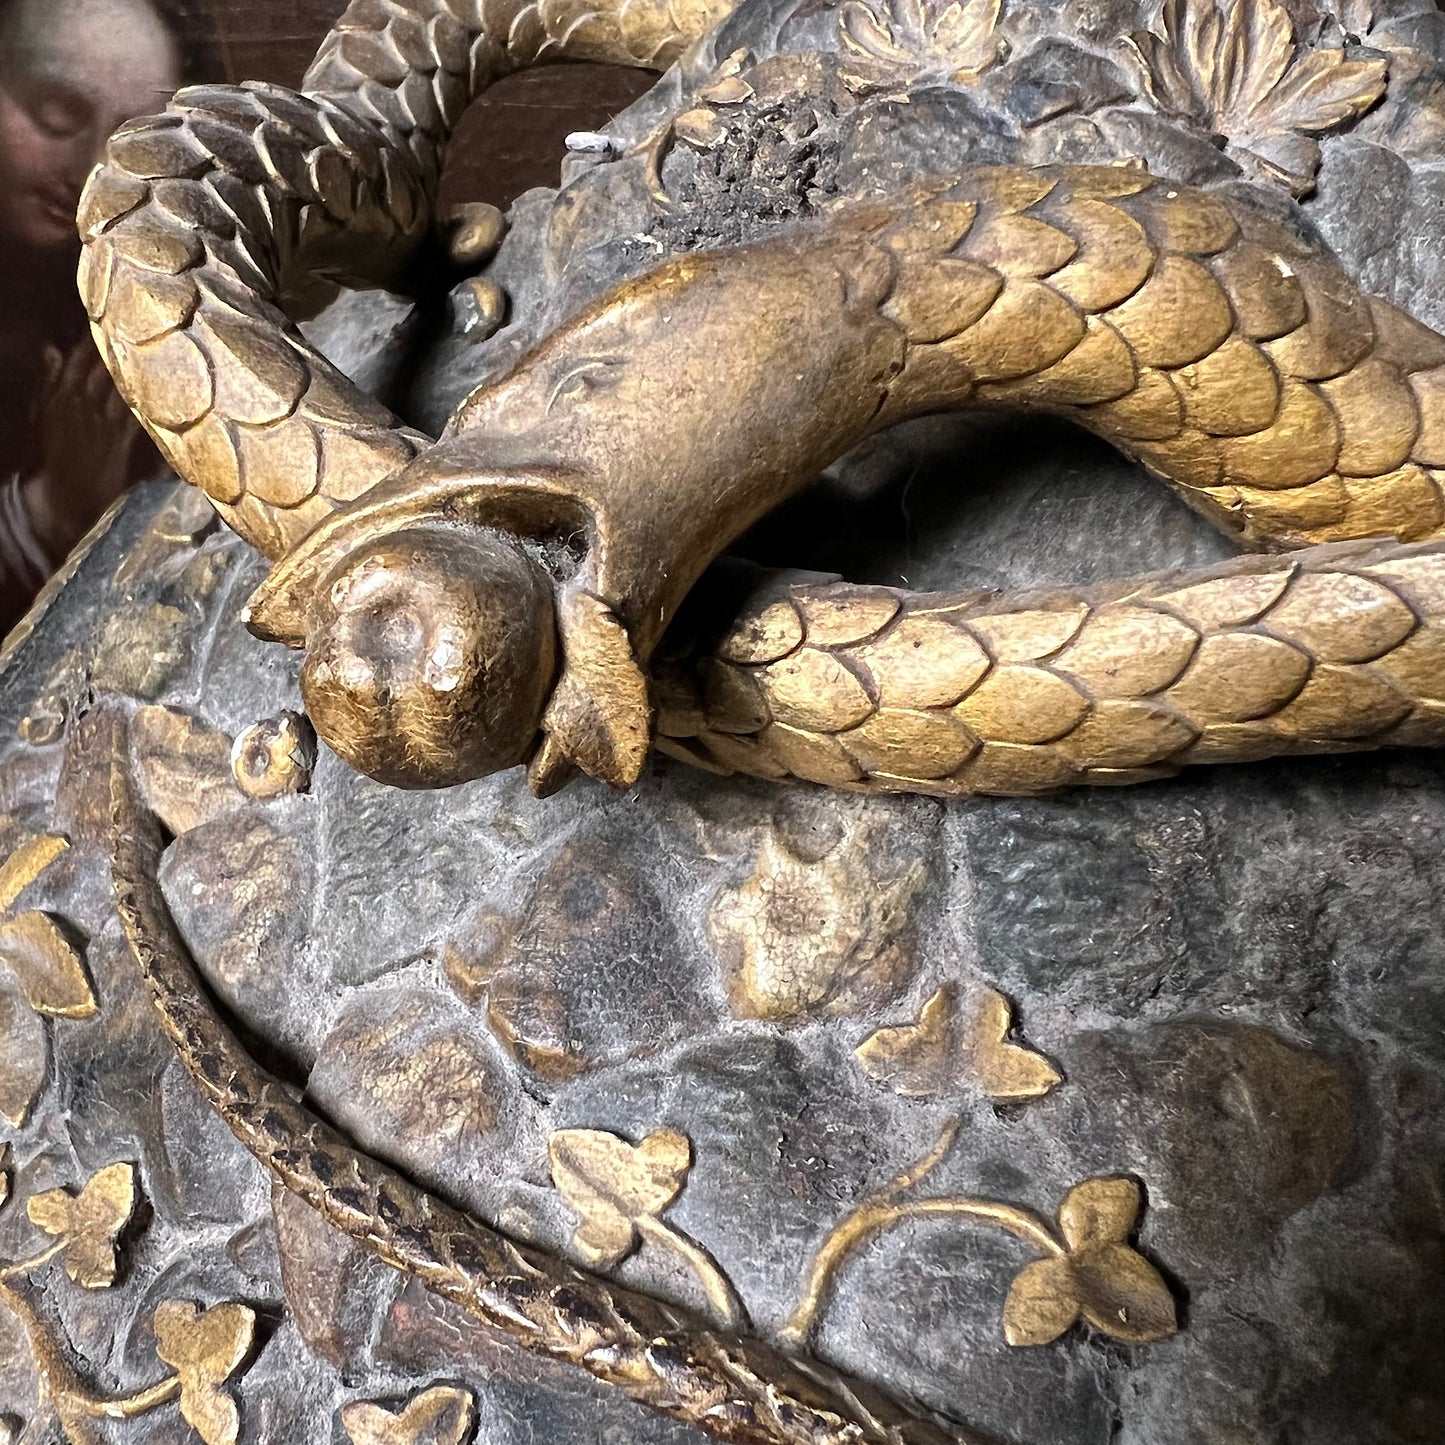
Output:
[
  {"xmin": 77, "ymin": 0, "xmax": 1445, "ymax": 794},
  {"xmin": 109, "ymin": 738, "xmax": 965, "ymax": 1445},
  {"xmin": 83, "ymin": 6, "xmax": 1445, "ymax": 1439}
]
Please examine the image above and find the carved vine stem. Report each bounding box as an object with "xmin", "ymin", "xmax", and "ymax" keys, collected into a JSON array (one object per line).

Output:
[
  {"xmin": 780, "ymin": 1124, "xmax": 1177, "ymax": 1351},
  {"xmin": 0, "ymin": 1158, "xmax": 254, "ymax": 1444},
  {"xmin": 0, "ymin": 1275, "xmax": 181, "ymax": 1442},
  {"xmin": 633, "ymin": 1213, "xmax": 750, "ymax": 1328},
  {"xmin": 781, "ymin": 1124, "xmax": 1064, "ymax": 1346},
  {"xmin": 0, "ymin": 1242, "xmax": 66, "ymax": 1280}
]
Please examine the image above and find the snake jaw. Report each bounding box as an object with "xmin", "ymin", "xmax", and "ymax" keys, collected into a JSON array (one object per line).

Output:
[
  {"xmin": 537, "ymin": 587, "xmax": 653, "ymax": 790},
  {"xmin": 243, "ymin": 455, "xmax": 652, "ymax": 792}
]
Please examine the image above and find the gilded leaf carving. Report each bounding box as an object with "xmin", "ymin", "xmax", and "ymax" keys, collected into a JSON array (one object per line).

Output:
[
  {"xmin": 26, "ymin": 1162, "xmax": 136, "ymax": 1289},
  {"xmin": 549, "ymin": 1127, "xmax": 692, "ymax": 1268},
  {"xmin": 0, "ymin": 912, "xmax": 95, "ymax": 1020},
  {"xmin": 0, "ymin": 832, "xmax": 94, "ymax": 1021},
  {"xmin": 787, "ymin": 1129, "xmax": 1178, "ymax": 1351},
  {"xmin": 0, "ymin": 976, "xmax": 48, "ymax": 1127},
  {"xmin": 1125, "ymin": 0, "xmax": 1388, "ymax": 195},
  {"xmin": 153, "ymin": 1299, "xmax": 257, "ymax": 1445},
  {"xmin": 548, "ymin": 1127, "xmax": 746, "ymax": 1325},
  {"xmin": 854, "ymin": 986, "xmax": 959, "ymax": 1096},
  {"xmin": 340, "ymin": 1385, "xmax": 476, "ymax": 1445},
  {"xmin": 707, "ymin": 820, "xmax": 926, "ymax": 1024},
  {"xmin": 967, "ymin": 988, "xmax": 1063, "ymax": 1101},
  {"xmin": 854, "ymin": 985, "xmax": 1062, "ymax": 1100},
  {"xmin": 839, "ymin": 0, "xmax": 1003, "ymax": 95},
  {"xmin": 1002, "ymin": 1177, "xmax": 1177, "ymax": 1346},
  {"xmin": 0, "ymin": 835, "xmax": 69, "ymax": 916}
]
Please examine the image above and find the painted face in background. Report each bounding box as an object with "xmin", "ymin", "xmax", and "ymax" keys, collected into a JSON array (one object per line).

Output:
[{"xmin": 0, "ymin": 0, "xmax": 180, "ymax": 251}]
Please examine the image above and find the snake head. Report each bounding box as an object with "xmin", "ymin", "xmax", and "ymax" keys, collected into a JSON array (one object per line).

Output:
[{"xmin": 245, "ymin": 461, "xmax": 651, "ymax": 793}]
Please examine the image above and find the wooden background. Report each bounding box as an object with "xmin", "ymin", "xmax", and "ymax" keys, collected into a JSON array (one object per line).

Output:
[{"xmin": 198, "ymin": 0, "xmax": 653, "ymax": 210}]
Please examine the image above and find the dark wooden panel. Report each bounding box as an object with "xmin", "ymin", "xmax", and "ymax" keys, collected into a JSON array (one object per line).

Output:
[{"xmin": 198, "ymin": 0, "xmax": 654, "ymax": 209}]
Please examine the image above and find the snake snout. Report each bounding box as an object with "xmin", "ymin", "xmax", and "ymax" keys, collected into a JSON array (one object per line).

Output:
[{"xmin": 299, "ymin": 524, "xmax": 557, "ymax": 789}]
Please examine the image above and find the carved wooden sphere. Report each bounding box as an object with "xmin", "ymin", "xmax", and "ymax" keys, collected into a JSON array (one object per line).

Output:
[{"xmin": 299, "ymin": 526, "xmax": 556, "ymax": 788}]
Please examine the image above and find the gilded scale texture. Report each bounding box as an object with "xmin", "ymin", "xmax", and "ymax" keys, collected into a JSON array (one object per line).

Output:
[{"xmin": 76, "ymin": 0, "xmax": 1445, "ymax": 795}]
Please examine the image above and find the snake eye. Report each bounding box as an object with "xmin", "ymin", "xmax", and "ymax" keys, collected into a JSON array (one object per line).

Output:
[{"xmin": 300, "ymin": 525, "xmax": 557, "ymax": 788}]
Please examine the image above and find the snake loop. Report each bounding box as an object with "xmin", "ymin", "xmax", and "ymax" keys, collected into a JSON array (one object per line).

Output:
[
  {"xmin": 79, "ymin": 12, "xmax": 1445, "ymax": 793},
  {"xmin": 78, "ymin": 0, "xmax": 737, "ymax": 557},
  {"xmin": 81, "ymin": 7, "xmax": 1445, "ymax": 1439}
]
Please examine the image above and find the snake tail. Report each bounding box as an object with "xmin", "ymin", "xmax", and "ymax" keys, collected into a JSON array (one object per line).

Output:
[
  {"xmin": 108, "ymin": 731, "xmax": 965, "ymax": 1445},
  {"xmin": 656, "ymin": 540, "xmax": 1445, "ymax": 795}
]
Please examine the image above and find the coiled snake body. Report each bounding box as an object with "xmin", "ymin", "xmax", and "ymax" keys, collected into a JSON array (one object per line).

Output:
[
  {"xmin": 78, "ymin": 0, "xmax": 1445, "ymax": 795},
  {"xmin": 83, "ymin": 0, "xmax": 1445, "ymax": 1439}
]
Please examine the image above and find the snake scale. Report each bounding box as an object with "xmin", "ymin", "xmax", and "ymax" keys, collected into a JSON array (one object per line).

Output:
[
  {"xmin": 77, "ymin": 0, "xmax": 1445, "ymax": 795},
  {"xmin": 77, "ymin": 0, "xmax": 1445, "ymax": 1438}
]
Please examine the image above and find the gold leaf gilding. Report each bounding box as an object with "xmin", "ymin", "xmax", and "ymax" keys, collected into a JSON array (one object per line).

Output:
[
  {"xmin": 547, "ymin": 1127, "xmax": 746, "ymax": 1325},
  {"xmin": 786, "ymin": 1127, "xmax": 1178, "ymax": 1351},
  {"xmin": 27, "ymin": 1162, "xmax": 136, "ymax": 1289},
  {"xmin": 854, "ymin": 985, "xmax": 1062, "ymax": 1100},
  {"xmin": 153, "ymin": 1299, "xmax": 257, "ymax": 1445},
  {"xmin": 1001, "ymin": 1176, "xmax": 1177, "ymax": 1347},
  {"xmin": 708, "ymin": 823, "xmax": 926, "ymax": 1024},
  {"xmin": 548, "ymin": 1127, "xmax": 691, "ymax": 1268},
  {"xmin": 230, "ymin": 712, "xmax": 316, "ymax": 800},
  {"xmin": 0, "ymin": 912, "xmax": 96, "ymax": 1019},
  {"xmin": 854, "ymin": 986, "xmax": 958, "ymax": 1096},
  {"xmin": 967, "ymin": 987, "xmax": 1063, "ymax": 1101},
  {"xmin": 0, "ymin": 835, "xmax": 68, "ymax": 916},
  {"xmin": 340, "ymin": 1385, "xmax": 476, "ymax": 1445}
]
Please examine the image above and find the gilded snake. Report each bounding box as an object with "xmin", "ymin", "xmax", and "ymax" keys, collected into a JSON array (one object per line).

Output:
[
  {"xmin": 109, "ymin": 740, "xmax": 964, "ymax": 1445},
  {"xmin": 79, "ymin": 1, "xmax": 1445, "ymax": 1440},
  {"xmin": 77, "ymin": 0, "xmax": 1445, "ymax": 795}
]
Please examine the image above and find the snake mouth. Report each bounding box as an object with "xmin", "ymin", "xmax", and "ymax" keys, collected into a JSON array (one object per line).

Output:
[
  {"xmin": 242, "ymin": 452, "xmax": 652, "ymax": 794},
  {"xmin": 243, "ymin": 458, "xmax": 597, "ymax": 647}
]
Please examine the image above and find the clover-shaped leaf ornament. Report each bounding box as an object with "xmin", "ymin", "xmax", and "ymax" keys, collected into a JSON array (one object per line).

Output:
[
  {"xmin": 548, "ymin": 1127, "xmax": 691, "ymax": 1267},
  {"xmin": 341, "ymin": 1384, "xmax": 475, "ymax": 1445},
  {"xmin": 154, "ymin": 1299, "xmax": 257, "ymax": 1445},
  {"xmin": 27, "ymin": 1161, "xmax": 136, "ymax": 1288},
  {"xmin": 855, "ymin": 985, "xmax": 1062, "ymax": 1100},
  {"xmin": 1003, "ymin": 1177, "xmax": 1176, "ymax": 1346},
  {"xmin": 548, "ymin": 1126, "xmax": 746, "ymax": 1326}
]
